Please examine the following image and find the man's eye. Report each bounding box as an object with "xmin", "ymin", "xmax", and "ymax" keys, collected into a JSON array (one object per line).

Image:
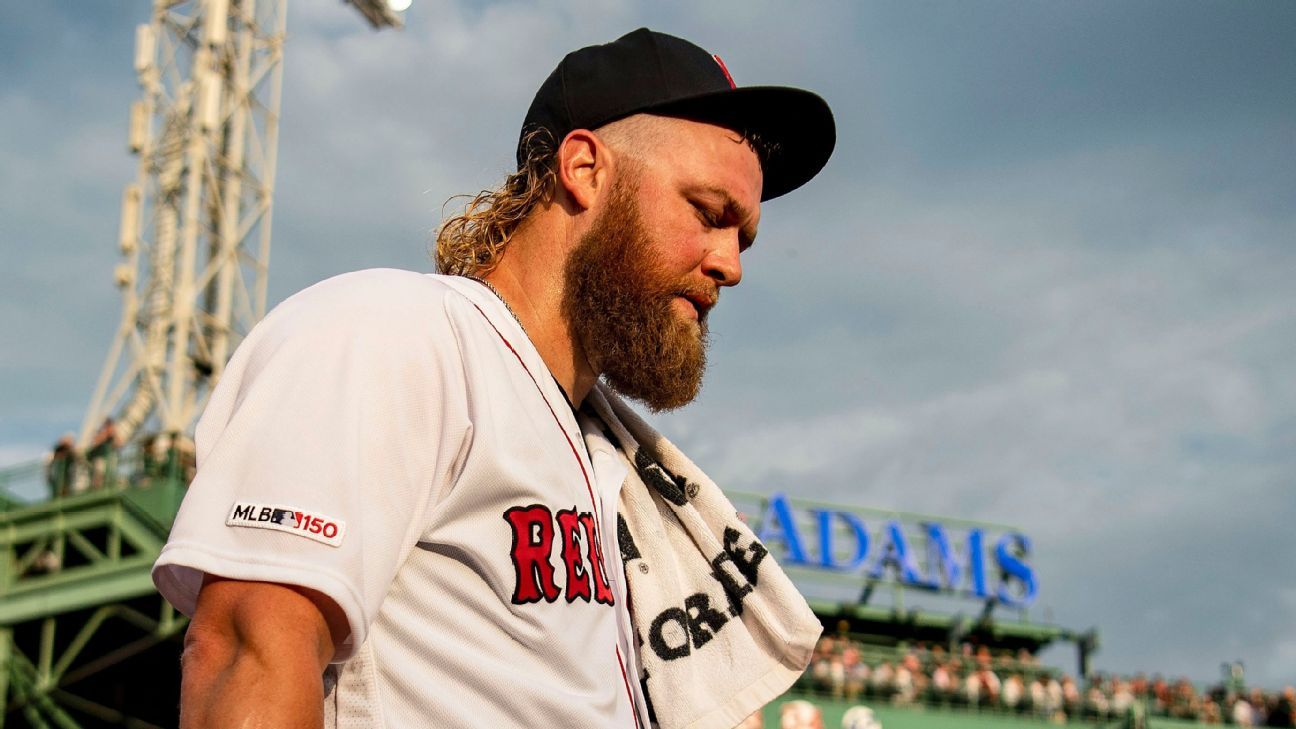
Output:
[{"xmin": 694, "ymin": 204, "xmax": 719, "ymax": 227}]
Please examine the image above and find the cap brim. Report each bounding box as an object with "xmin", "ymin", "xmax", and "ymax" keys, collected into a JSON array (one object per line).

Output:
[{"xmin": 649, "ymin": 86, "xmax": 835, "ymax": 201}]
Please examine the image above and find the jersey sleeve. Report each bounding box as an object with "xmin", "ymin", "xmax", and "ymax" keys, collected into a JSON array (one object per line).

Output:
[{"xmin": 152, "ymin": 269, "xmax": 473, "ymax": 661}]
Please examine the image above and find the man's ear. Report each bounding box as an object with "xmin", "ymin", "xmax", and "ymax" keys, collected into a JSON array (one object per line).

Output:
[{"xmin": 556, "ymin": 129, "xmax": 610, "ymax": 212}]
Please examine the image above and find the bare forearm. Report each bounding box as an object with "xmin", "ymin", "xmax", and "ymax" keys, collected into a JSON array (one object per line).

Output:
[
  {"xmin": 181, "ymin": 632, "xmax": 324, "ymax": 729},
  {"xmin": 180, "ymin": 579, "xmax": 342, "ymax": 729}
]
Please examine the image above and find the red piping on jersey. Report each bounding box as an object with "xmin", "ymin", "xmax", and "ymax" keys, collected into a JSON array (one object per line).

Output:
[
  {"xmin": 467, "ymin": 299, "xmax": 641, "ymax": 727},
  {"xmin": 617, "ymin": 644, "xmax": 645, "ymax": 729},
  {"xmin": 465, "ymin": 301, "xmax": 605, "ymax": 528}
]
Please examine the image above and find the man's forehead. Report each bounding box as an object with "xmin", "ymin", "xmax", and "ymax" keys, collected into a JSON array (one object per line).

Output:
[
  {"xmin": 610, "ymin": 114, "xmax": 752, "ymax": 155},
  {"xmin": 643, "ymin": 117, "xmax": 762, "ymax": 198}
]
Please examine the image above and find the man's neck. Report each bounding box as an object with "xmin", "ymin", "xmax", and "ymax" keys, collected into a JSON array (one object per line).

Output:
[{"xmin": 476, "ymin": 235, "xmax": 597, "ymax": 408}]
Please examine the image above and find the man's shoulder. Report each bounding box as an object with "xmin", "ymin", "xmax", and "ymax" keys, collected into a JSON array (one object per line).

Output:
[
  {"xmin": 221, "ymin": 269, "xmax": 483, "ymax": 392},
  {"xmin": 286, "ymin": 268, "xmax": 456, "ymax": 310},
  {"xmin": 266, "ymin": 269, "xmax": 472, "ymax": 330},
  {"xmin": 230, "ymin": 269, "xmax": 489, "ymax": 364}
]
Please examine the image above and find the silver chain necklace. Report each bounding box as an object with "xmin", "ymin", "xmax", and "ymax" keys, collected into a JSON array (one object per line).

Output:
[
  {"xmin": 467, "ymin": 275, "xmax": 528, "ymax": 336},
  {"xmin": 466, "ymin": 275, "xmax": 581, "ymax": 412}
]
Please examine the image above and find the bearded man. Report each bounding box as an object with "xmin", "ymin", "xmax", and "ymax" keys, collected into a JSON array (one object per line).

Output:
[{"xmin": 152, "ymin": 28, "xmax": 834, "ymax": 729}]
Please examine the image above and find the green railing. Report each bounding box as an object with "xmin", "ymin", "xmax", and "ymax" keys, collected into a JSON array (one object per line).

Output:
[
  {"xmin": 0, "ymin": 462, "xmax": 43, "ymax": 512},
  {"xmin": 0, "ymin": 452, "xmax": 190, "ymax": 728},
  {"xmin": 0, "ymin": 440, "xmax": 192, "ymax": 513}
]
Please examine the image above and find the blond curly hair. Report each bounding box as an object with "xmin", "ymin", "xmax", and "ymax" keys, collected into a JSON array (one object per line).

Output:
[{"xmin": 435, "ymin": 128, "xmax": 558, "ymax": 277}]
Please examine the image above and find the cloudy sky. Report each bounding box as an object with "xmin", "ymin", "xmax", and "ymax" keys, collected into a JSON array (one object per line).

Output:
[{"xmin": 2, "ymin": 0, "xmax": 1293, "ymax": 689}]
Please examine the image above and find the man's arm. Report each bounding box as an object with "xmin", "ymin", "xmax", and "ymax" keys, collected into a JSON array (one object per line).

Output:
[{"xmin": 180, "ymin": 576, "xmax": 350, "ymax": 729}]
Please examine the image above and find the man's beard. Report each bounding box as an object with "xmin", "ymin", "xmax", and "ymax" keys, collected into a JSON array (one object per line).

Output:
[{"xmin": 563, "ymin": 175, "xmax": 712, "ymax": 412}]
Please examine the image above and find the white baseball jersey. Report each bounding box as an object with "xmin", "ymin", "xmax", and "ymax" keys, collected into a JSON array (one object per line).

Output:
[{"xmin": 152, "ymin": 269, "xmax": 649, "ymax": 728}]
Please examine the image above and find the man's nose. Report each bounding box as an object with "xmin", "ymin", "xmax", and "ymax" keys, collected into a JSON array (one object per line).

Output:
[{"xmin": 701, "ymin": 233, "xmax": 743, "ymax": 287}]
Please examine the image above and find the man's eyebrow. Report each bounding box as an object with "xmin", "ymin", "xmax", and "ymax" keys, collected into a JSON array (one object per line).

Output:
[{"xmin": 690, "ymin": 185, "xmax": 759, "ymax": 248}]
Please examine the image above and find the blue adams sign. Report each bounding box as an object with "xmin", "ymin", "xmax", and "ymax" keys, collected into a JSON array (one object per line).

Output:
[{"xmin": 753, "ymin": 493, "xmax": 1039, "ymax": 608}]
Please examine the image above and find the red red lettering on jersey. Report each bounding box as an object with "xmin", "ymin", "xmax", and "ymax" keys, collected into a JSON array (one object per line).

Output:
[
  {"xmin": 504, "ymin": 505, "xmax": 615, "ymax": 607},
  {"xmin": 504, "ymin": 505, "xmax": 562, "ymax": 604},
  {"xmin": 556, "ymin": 508, "xmax": 592, "ymax": 603},
  {"xmin": 579, "ymin": 512, "xmax": 615, "ymax": 605}
]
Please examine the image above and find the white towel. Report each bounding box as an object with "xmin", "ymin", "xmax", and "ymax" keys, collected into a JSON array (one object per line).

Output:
[{"xmin": 586, "ymin": 385, "xmax": 823, "ymax": 729}]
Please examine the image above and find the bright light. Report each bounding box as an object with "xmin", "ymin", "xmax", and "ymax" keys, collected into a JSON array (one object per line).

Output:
[{"xmin": 387, "ymin": 0, "xmax": 411, "ymax": 11}]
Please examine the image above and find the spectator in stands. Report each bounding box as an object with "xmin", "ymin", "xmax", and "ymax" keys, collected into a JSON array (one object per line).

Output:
[
  {"xmin": 87, "ymin": 417, "xmax": 119, "ymax": 489},
  {"xmin": 826, "ymin": 657, "xmax": 845, "ymax": 699},
  {"xmin": 818, "ymin": 635, "xmax": 838, "ymax": 656},
  {"xmin": 850, "ymin": 649, "xmax": 872, "ymax": 702},
  {"xmin": 1152, "ymin": 675, "xmax": 1172, "ymax": 715},
  {"xmin": 736, "ymin": 710, "xmax": 763, "ymax": 729},
  {"xmin": 1002, "ymin": 672, "xmax": 1025, "ymax": 713},
  {"xmin": 1200, "ymin": 695, "xmax": 1221, "ymax": 724},
  {"xmin": 1085, "ymin": 678, "xmax": 1111, "ymax": 721},
  {"xmin": 972, "ymin": 647, "xmax": 1001, "ymax": 708},
  {"xmin": 870, "ymin": 661, "xmax": 895, "ymax": 701},
  {"xmin": 808, "ymin": 638, "xmax": 833, "ymax": 693},
  {"xmin": 787, "ymin": 631, "xmax": 1296, "ymax": 729},
  {"xmin": 1111, "ymin": 678, "xmax": 1136, "ymax": 718},
  {"xmin": 929, "ymin": 643, "xmax": 947, "ymax": 668},
  {"xmin": 823, "ymin": 647, "xmax": 843, "ymax": 698},
  {"xmin": 893, "ymin": 652, "xmax": 922, "ymax": 707},
  {"xmin": 45, "ymin": 433, "xmax": 77, "ymax": 498},
  {"xmin": 840, "ymin": 644, "xmax": 868, "ymax": 701},
  {"xmin": 1129, "ymin": 673, "xmax": 1149, "ymax": 704},
  {"xmin": 953, "ymin": 663, "xmax": 973, "ymax": 707},
  {"xmin": 841, "ymin": 705, "xmax": 882, "ymax": 729},
  {"xmin": 930, "ymin": 660, "xmax": 955, "ymax": 705},
  {"xmin": 1061, "ymin": 675, "xmax": 1081, "ymax": 717},
  {"xmin": 1267, "ymin": 686, "xmax": 1296, "ymax": 727},
  {"xmin": 967, "ymin": 664, "xmax": 1001, "ymax": 708},
  {"xmin": 1171, "ymin": 676, "xmax": 1200, "ymax": 720},
  {"xmin": 892, "ymin": 656, "xmax": 913, "ymax": 707},
  {"xmin": 1230, "ymin": 691, "xmax": 1256, "ymax": 726},
  {"xmin": 910, "ymin": 653, "xmax": 929, "ymax": 699},
  {"xmin": 1252, "ymin": 688, "xmax": 1271, "ymax": 725},
  {"xmin": 142, "ymin": 431, "xmax": 172, "ymax": 483},
  {"xmin": 779, "ymin": 699, "xmax": 823, "ymax": 729},
  {"xmin": 1043, "ymin": 675, "xmax": 1065, "ymax": 723},
  {"xmin": 912, "ymin": 642, "xmax": 930, "ymax": 666},
  {"xmin": 964, "ymin": 669, "xmax": 981, "ymax": 707},
  {"xmin": 1029, "ymin": 676, "xmax": 1048, "ymax": 717}
]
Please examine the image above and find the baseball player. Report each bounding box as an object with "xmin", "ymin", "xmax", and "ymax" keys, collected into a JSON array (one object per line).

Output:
[{"xmin": 152, "ymin": 28, "xmax": 834, "ymax": 728}]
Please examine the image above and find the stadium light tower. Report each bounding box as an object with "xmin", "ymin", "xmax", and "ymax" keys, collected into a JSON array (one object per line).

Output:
[
  {"xmin": 0, "ymin": 3, "xmax": 403, "ymax": 728},
  {"xmin": 79, "ymin": 0, "xmax": 402, "ymax": 451}
]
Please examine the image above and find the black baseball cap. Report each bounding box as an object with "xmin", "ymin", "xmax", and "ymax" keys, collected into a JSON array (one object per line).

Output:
[{"xmin": 519, "ymin": 28, "xmax": 835, "ymax": 201}]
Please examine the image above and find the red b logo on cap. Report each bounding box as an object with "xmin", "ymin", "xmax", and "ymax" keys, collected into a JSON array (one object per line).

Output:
[{"xmin": 712, "ymin": 54, "xmax": 736, "ymax": 89}]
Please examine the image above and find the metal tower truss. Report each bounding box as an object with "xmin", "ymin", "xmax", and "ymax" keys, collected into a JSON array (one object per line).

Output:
[
  {"xmin": 81, "ymin": 0, "xmax": 289, "ymax": 449},
  {"xmin": 0, "ymin": 1, "xmax": 404, "ymax": 725}
]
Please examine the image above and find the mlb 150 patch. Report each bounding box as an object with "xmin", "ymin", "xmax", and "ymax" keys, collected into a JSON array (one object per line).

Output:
[{"xmin": 226, "ymin": 502, "xmax": 346, "ymax": 547}]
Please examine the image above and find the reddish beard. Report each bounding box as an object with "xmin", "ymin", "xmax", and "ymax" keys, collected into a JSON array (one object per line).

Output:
[{"xmin": 562, "ymin": 174, "xmax": 712, "ymax": 412}]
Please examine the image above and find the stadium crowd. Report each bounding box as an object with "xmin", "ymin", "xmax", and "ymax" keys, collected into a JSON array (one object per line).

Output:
[
  {"xmin": 40, "ymin": 421, "xmax": 195, "ymax": 498},
  {"xmin": 797, "ymin": 635, "xmax": 1296, "ymax": 726}
]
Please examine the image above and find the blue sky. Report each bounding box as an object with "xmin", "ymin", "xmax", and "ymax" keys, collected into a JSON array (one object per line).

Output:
[{"xmin": 2, "ymin": 0, "xmax": 1294, "ymax": 688}]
